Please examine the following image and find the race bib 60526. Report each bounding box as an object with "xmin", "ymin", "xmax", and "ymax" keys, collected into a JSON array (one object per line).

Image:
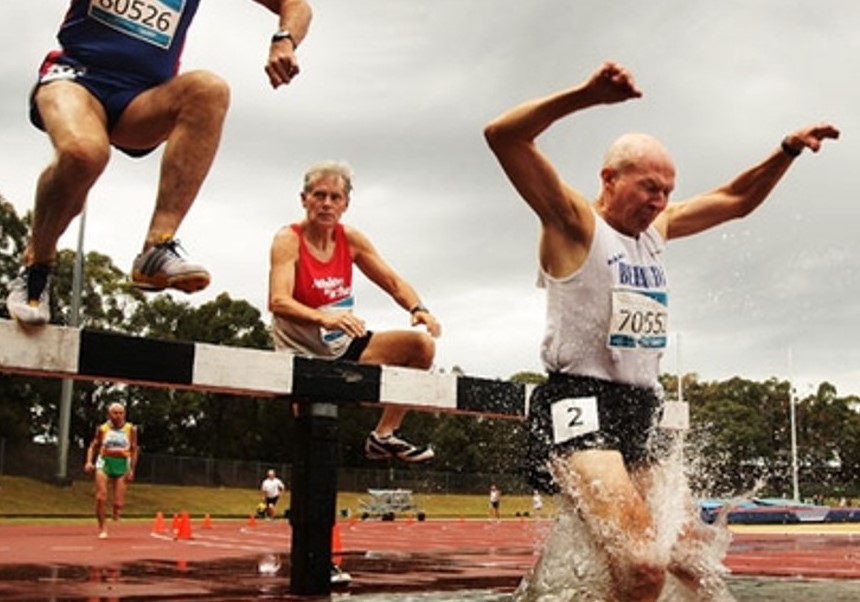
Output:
[{"xmin": 89, "ymin": 0, "xmax": 184, "ymax": 49}]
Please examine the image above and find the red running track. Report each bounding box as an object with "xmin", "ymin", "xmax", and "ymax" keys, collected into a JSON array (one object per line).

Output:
[{"xmin": 0, "ymin": 518, "xmax": 859, "ymax": 599}]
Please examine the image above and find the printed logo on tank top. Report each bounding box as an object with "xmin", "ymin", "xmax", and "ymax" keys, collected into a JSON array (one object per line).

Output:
[
  {"xmin": 607, "ymin": 256, "xmax": 668, "ymax": 350},
  {"xmin": 88, "ymin": 0, "xmax": 185, "ymax": 49},
  {"xmin": 102, "ymin": 424, "xmax": 132, "ymax": 456},
  {"xmin": 313, "ymin": 276, "xmax": 351, "ymax": 302}
]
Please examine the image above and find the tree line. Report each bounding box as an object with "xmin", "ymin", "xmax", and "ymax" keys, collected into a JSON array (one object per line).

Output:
[{"xmin": 2, "ymin": 197, "xmax": 859, "ymax": 498}]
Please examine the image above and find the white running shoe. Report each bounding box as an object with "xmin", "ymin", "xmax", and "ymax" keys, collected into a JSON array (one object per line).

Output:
[
  {"xmin": 5, "ymin": 264, "xmax": 51, "ymax": 326},
  {"xmin": 365, "ymin": 431, "xmax": 435, "ymax": 463},
  {"xmin": 131, "ymin": 238, "xmax": 210, "ymax": 293},
  {"xmin": 330, "ymin": 563, "xmax": 352, "ymax": 585}
]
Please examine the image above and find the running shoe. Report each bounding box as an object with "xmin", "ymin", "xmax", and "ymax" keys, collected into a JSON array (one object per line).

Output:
[
  {"xmin": 365, "ymin": 431, "xmax": 435, "ymax": 463},
  {"xmin": 330, "ymin": 563, "xmax": 352, "ymax": 586},
  {"xmin": 5, "ymin": 263, "xmax": 51, "ymax": 326},
  {"xmin": 131, "ymin": 238, "xmax": 210, "ymax": 293},
  {"xmin": 98, "ymin": 530, "xmax": 108, "ymax": 539}
]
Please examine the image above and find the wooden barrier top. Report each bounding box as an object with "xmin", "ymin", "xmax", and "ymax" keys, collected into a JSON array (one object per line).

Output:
[{"xmin": 0, "ymin": 318, "xmax": 528, "ymax": 419}]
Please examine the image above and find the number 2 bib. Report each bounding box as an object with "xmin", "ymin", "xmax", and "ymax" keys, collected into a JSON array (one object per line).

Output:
[{"xmin": 550, "ymin": 396, "xmax": 600, "ymax": 444}]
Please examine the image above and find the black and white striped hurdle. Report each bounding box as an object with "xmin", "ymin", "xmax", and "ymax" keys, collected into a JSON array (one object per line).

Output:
[
  {"xmin": 0, "ymin": 317, "xmax": 528, "ymax": 596},
  {"xmin": 0, "ymin": 318, "xmax": 528, "ymax": 418}
]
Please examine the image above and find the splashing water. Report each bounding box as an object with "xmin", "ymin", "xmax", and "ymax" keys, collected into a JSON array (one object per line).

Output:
[{"xmin": 513, "ymin": 434, "xmax": 736, "ymax": 602}]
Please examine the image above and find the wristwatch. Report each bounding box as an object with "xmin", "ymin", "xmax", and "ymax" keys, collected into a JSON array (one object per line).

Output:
[{"xmin": 271, "ymin": 30, "xmax": 296, "ymax": 49}]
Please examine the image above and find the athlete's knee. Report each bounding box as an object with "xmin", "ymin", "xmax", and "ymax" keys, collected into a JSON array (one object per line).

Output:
[
  {"xmin": 411, "ymin": 333, "xmax": 435, "ymax": 369},
  {"xmin": 54, "ymin": 133, "xmax": 110, "ymax": 182},
  {"xmin": 178, "ymin": 70, "xmax": 230, "ymax": 120},
  {"xmin": 612, "ymin": 559, "xmax": 666, "ymax": 602}
]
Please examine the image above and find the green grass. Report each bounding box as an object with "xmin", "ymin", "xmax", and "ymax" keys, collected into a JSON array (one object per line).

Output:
[{"xmin": 0, "ymin": 474, "xmax": 556, "ymax": 520}]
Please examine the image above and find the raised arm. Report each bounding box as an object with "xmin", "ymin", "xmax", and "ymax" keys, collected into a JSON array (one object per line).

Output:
[
  {"xmin": 252, "ymin": 0, "xmax": 313, "ymax": 88},
  {"xmin": 660, "ymin": 123, "xmax": 840, "ymax": 240},
  {"xmin": 484, "ymin": 62, "xmax": 642, "ymax": 277},
  {"xmin": 348, "ymin": 228, "xmax": 441, "ymax": 337}
]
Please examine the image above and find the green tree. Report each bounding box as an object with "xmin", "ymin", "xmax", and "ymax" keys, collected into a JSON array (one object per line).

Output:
[
  {"xmin": 0, "ymin": 197, "xmax": 33, "ymax": 445},
  {"xmin": 684, "ymin": 376, "xmax": 793, "ymax": 497},
  {"xmin": 0, "ymin": 195, "xmax": 28, "ymax": 301},
  {"xmin": 124, "ymin": 292, "xmax": 283, "ymax": 472}
]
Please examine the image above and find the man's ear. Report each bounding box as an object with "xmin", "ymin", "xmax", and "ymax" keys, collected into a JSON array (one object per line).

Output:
[{"xmin": 600, "ymin": 167, "xmax": 617, "ymax": 186}]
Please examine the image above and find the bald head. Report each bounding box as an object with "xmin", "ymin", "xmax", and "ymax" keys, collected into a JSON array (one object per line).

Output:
[
  {"xmin": 603, "ymin": 133, "xmax": 674, "ymax": 175},
  {"xmin": 107, "ymin": 402, "xmax": 126, "ymax": 427}
]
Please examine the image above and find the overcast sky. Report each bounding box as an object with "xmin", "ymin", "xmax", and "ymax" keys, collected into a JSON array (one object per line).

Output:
[{"xmin": 2, "ymin": 1, "xmax": 858, "ymax": 397}]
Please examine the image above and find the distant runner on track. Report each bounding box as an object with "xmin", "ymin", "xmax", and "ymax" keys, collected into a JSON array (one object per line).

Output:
[{"xmin": 84, "ymin": 402, "xmax": 139, "ymax": 538}]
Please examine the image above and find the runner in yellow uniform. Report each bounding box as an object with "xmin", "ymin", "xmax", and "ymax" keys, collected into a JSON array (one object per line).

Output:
[{"xmin": 84, "ymin": 403, "xmax": 139, "ymax": 538}]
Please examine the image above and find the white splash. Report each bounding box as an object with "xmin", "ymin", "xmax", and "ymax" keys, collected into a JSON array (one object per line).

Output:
[{"xmin": 513, "ymin": 435, "xmax": 736, "ymax": 602}]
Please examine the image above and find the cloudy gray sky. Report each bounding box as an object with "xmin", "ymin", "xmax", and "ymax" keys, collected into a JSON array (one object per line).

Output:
[{"xmin": 2, "ymin": 1, "xmax": 858, "ymax": 397}]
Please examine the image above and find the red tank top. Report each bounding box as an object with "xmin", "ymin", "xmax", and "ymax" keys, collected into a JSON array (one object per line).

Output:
[{"xmin": 291, "ymin": 223, "xmax": 353, "ymax": 310}]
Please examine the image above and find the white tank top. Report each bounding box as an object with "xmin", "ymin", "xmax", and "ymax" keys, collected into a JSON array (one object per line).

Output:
[{"xmin": 538, "ymin": 212, "xmax": 668, "ymax": 391}]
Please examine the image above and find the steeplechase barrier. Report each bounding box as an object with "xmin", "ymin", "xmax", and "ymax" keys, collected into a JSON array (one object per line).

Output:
[
  {"xmin": 0, "ymin": 318, "xmax": 687, "ymax": 595},
  {"xmin": 0, "ymin": 318, "xmax": 527, "ymax": 595}
]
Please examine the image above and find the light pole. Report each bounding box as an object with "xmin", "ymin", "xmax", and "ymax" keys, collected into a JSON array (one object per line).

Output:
[
  {"xmin": 675, "ymin": 332, "xmax": 683, "ymax": 403},
  {"xmin": 56, "ymin": 207, "xmax": 86, "ymax": 484},
  {"xmin": 788, "ymin": 348, "xmax": 800, "ymax": 502}
]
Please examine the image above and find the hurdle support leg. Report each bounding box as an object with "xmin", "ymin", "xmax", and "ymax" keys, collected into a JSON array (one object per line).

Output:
[{"xmin": 289, "ymin": 401, "xmax": 339, "ymax": 596}]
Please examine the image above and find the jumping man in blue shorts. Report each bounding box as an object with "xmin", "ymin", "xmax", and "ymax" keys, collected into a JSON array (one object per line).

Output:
[{"xmin": 6, "ymin": 0, "xmax": 313, "ymax": 325}]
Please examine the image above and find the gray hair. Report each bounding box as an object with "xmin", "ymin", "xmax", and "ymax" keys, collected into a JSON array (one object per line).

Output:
[
  {"xmin": 602, "ymin": 133, "xmax": 672, "ymax": 173},
  {"xmin": 303, "ymin": 161, "xmax": 354, "ymax": 195}
]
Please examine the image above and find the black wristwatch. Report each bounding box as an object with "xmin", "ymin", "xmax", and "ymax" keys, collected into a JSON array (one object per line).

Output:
[{"xmin": 271, "ymin": 30, "xmax": 296, "ymax": 49}]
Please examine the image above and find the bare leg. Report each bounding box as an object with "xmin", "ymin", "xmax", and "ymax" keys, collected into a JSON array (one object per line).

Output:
[
  {"xmin": 94, "ymin": 471, "xmax": 109, "ymax": 535},
  {"xmin": 632, "ymin": 456, "xmax": 736, "ymax": 601},
  {"xmin": 27, "ymin": 82, "xmax": 111, "ymax": 265},
  {"xmin": 111, "ymin": 70, "xmax": 230, "ymax": 250},
  {"xmin": 553, "ymin": 450, "xmax": 666, "ymax": 602},
  {"xmin": 112, "ymin": 476, "xmax": 128, "ymax": 522},
  {"xmin": 374, "ymin": 407, "xmax": 408, "ymax": 436},
  {"xmin": 357, "ymin": 330, "xmax": 435, "ymax": 435}
]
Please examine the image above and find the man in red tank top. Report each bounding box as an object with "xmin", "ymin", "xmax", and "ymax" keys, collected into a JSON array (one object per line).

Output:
[{"xmin": 269, "ymin": 161, "xmax": 441, "ymax": 462}]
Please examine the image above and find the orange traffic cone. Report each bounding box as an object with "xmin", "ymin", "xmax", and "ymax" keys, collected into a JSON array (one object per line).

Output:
[
  {"xmin": 152, "ymin": 511, "xmax": 166, "ymax": 534},
  {"xmin": 332, "ymin": 522, "xmax": 344, "ymax": 567},
  {"xmin": 248, "ymin": 514, "xmax": 257, "ymax": 527},
  {"xmin": 175, "ymin": 511, "xmax": 193, "ymax": 540},
  {"xmin": 201, "ymin": 513, "xmax": 212, "ymax": 530}
]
